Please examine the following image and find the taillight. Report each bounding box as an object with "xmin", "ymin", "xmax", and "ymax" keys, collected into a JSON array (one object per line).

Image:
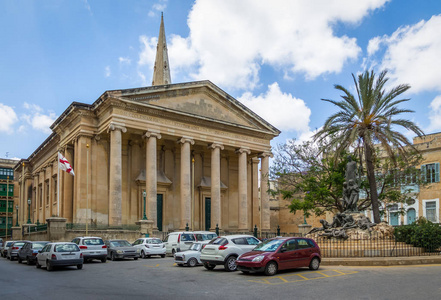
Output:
[
  {"xmin": 178, "ymin": 234, "xmax": 180, "ymax": 243},
  {"xmin": 80, "ymin": 253, "xmax": 83, "ymax": 258},
  {"xmin": 12, "ymin": 247, "xmax": 19, "ymax": 250},
  {"xmin": 102, "ymin": 245, "xmax": 107, "ymax": 249},
  {"xmin": 79, "ymin": 246, "xmax": 88, "ymax": 249},
  {"xmin": 32, "ymin": 252, "xmax": 38, "ymax": 256},
  {"xmin": 219, "ymin": 243, "xmax": 228, "ymax": 250},
  {"xmin": 51, "ymin": 254, "xmax": 57, "ymax": 260}
]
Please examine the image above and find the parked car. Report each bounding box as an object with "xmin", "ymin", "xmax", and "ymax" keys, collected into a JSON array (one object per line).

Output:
[
  {"xmin": 7, "ymin": 240, "xmax": 29, "ymax": 261},
  {"xmin": 71, "ymin": 236, "xmax": 107, "ymax": 263},
  {"xmin": 164, "ymin": 232, "xmax": 197, "ymax": 255},
  {"xmin": 132, "ymin": 237, "xmax": 166, "ymax": 258},
  {"xmin": 200, "ymin": 234, "xmax": 260, "ymax": 271},
  {"xmin": 1, "ymin": 240, "xmax": 15, "ymax": 258},
  {"xmin": 105, "ymin": 239, "xmax": 140, "ymax": 261},
  {"xmin": 193, "ymin": 231, "xmax": 218, "ymax": 243},
  {"xmin": 236, "ymin": 237, "xmax": 321, "ymax": 276},
  {"xmin": 0, "ymin": 238, "xmax": 3, "ymax": 248},
  {"xmin": 17, "ymin": 241, "xmax": 50, "ymax": 265},
  {"xmin": 36, "ymin": 242, "xmax": 83, "ymax": 271},
  {"xmin": 174, "ymin": 242, "xmax": 205, "ymax": 267}
]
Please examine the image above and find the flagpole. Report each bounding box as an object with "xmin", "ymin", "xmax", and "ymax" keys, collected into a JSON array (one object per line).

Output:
[{"xmin": 57, "ymin": 153, "xmax": 60, "ymax": 217}]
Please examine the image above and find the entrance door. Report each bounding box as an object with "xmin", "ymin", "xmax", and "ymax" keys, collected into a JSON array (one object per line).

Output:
[
  {"xmin": 407, "ymin": 208, "xmax": 416, "ymax": 224},
  {"xmin": 205, "ymin": 197, "xmax": 211, "ymax": 231},
  {"xmin": 157, "ymin": 194, "xmax": 163, "ymax": 231},
  {"xmin": 390, "ymin": 212, "xmax": 399, "ymax": 226}
]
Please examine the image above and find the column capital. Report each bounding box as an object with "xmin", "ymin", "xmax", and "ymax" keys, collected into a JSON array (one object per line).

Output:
[
  {"xmin": 251, "ymin": 157, "xmax": 260, "ymax": 164},
  {"xmin": 143, "ymin": 130, "xmax": 162, "ymax": 140},
  {"xmin": 108, "ymin": 122, "xmax": 127, "ymax": 133},
  {"xmin": 258, "ymin": 151, "xmax": 273, "ymax": 158},
  {"xmin": 178, "ymin": 136, "xmax": 195, "ymax": 145},
  {"xmin": 236, "ymin": 147, "xmax": 251, "ymax": 155},
  {"xmin": 208, "ymin": 142, "xmax": 224, "ymax": 151}
]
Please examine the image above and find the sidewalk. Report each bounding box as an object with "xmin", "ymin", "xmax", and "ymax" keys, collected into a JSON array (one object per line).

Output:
[{"xmin": 322, "ymin": 255, "xmax": 441, "ymax": 266}]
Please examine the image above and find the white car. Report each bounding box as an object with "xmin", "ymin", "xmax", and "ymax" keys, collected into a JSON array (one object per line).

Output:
[
  {"xmin": 174, "ymin": 242, "xmax": 205, "ymax": 267},
  {"xmin": 200, "ymin": 235, "xmax": 260, "ymax": 271},
  {"xmin": 132, "ymin": 237, "xmax": 166, "ymax": 258},
  {"xmin": 36, "ymin": 242, "xmax": 83, "ymax": 271},
  {"xmin": 71, "ymin": 236, "xmax": 107, "ymax": 263}
]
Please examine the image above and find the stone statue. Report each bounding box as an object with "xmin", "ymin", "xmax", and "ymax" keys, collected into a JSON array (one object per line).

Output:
[
  {"xmin": 345, "ymin": 156, "xmax": 357, "ymax": 183},
  {"xmin": 307, "ymin": 219, "xmax": 331, "ymax": 234},
  {"xmin": 343, "ymin": 157, "xmax": 359, "ymax": 212},
  {"xmin": 319, "ymin": 228, "xmax": 348, "ymax": 239},
  {"xmin": 357, "ymin": 215, "xmax": 376, "ymax": 231}
]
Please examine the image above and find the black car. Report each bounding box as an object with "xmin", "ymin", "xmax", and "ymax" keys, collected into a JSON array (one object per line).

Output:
[{"xmin": 17, "ymin": 241, "xmax": 50, "ymax": 265}]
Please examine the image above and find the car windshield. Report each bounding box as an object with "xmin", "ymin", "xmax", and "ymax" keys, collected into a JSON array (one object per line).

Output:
[
  {"xmin": 84, "ymin": 238, "xmax": 104, "ymax": 245},
  {"xmin": 189, "ymin": 243, "xmax": 202, "ymax": 251},
  {"xmin": 253, "ymin": 239, "xmax": 285, "ymax": 252},
  {"xmin": 148, "ymin": 239, "xmax": 162, "ymax": 244},
  {"xmin": 110, "ymin": 240, "xmax": 131, "ymax": 247},
  {"xmin": 55, "ymin": 244, "xmax": 80, "ymax": 252},
  {"xmin": 195, "ymin": 234, "xmax": 217, "ymax": 241},
  {"xmin": 6, "ymin": 242, "xmax": 14, "ymax": 247},
  {"xmin": 33, "ymin": 243, "xmax": 48, "ymax": 249}
]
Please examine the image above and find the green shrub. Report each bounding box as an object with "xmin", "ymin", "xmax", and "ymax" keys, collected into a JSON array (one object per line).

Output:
[{"xmin": 393, "ymin": 218, "xmax": 441, "ymax": 252}]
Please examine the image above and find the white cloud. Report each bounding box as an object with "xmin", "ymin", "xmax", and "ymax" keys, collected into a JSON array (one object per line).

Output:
[
  {"xmin": 21, "ymin": 103, "xmax": 57, "ymax": 135},
  {"xmin": 0, "ymin": 103, "xmax": 18, "ymax": 132},
  {"xmin": 105, "ymin": 66, "xmax": 111, "ymax": 77},
  {"xmin": 149, "ymin": 0, "xmax": 168, "ymax": 17},
  {"xmin": 138, "ymin": 0, "xmax": 388, "ymax": 91},
  {"xmin": 119, "ymin": 57, "xmax": 131, "ymax": 65},
  {"xmin": 238, "ymin": 82, "xmax": 311, "ymax": 133},
  {"xmin": 427, "ymin": 95, "xmax": 441, "ymax": 132},
  {"xmin": 371, "ymin": 14, "xmax": 441, "ymax": 93}
]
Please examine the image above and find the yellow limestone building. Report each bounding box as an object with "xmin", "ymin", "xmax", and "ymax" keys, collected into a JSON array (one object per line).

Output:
[{"xmin": 15, "ymin": 16, "xmax": 280, "ymax": 234}]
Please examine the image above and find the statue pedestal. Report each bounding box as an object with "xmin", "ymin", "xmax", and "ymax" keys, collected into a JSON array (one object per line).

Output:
[
  {"xmin": 298, "ymin": 224, "xmax": 312, "ymax": 236},
  {"xmin": 136, "ymin": 220, "xmax": 154, "ymax": 237}
]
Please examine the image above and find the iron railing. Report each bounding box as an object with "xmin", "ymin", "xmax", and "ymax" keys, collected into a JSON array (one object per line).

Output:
[{"xmin": 27, "ymin": 224, "xmax": 48, "ymax": 233}]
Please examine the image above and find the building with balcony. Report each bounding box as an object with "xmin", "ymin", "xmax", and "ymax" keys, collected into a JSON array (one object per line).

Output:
[{"xmin": 0, "ymin": 158, "xmax": 19, "ymax": 237}]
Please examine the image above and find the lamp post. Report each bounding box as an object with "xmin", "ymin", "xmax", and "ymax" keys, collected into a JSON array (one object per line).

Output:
[
  {"xmin": 15, "ymin": 205, "xmax": 19, "ymax": 226},
  {"xmin": 142, "ymin": 190, "xmax": 147, "ymax": 220},
  {"xmin": 27, "ymin": 199, "xmax": 31, "ymax": 224}
]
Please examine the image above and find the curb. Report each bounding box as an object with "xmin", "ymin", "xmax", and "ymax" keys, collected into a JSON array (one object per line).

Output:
[{"xmin": 321, "ymin": 256, "xmax": 441, "ymax": 266}]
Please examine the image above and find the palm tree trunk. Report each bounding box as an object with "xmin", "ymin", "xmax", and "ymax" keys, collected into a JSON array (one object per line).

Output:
[{"xmin": 364, "ymin": 142, "xmax": 381, "ymax": 223}]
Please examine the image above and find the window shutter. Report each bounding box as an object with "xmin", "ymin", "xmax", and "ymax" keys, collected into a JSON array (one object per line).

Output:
[
  {"xmin": 421, "ymin": 165, "xmax": 426, "ymax": 183},
  {"xmin": 436, "ymin": 163, "xmax": 440, "ymax": 183}
]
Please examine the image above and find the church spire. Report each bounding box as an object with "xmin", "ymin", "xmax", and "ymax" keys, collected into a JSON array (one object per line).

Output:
[{"xmin": 152, "ymin": 13, "xmax": 171, "ymax": 86}]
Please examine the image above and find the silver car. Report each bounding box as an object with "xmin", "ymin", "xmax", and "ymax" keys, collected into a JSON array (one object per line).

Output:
[
  {"xmin": 7, "ymin": 240, "xmax": 29, "ymax": 261},
  {"xmin": 174, "ymin": 242, "xmax": 205, "ymax": 267},
  {"xmin": 72, "ymin": 236, "xmax": 107, "ymax": 263},
  {"xmin": 36, "ymin": 242, "xmax": 83, "ymax": 271},
  {"xmin": 105, "ymin": 239, "xmax": 140, "ymax": 261},
  {"xmin": 1, "ymin": 240, "xmax": 15, "ymax": 258}
]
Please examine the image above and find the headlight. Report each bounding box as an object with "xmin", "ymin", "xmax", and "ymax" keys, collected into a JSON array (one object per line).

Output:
[
  {"xmin": 117, "ymin": 250, "xmax": 124, "ymax": 254},
  {"xmin": 136, "ymin": 249, "xmax": 140, "ymax": 253},
  {"xmin": 182, "ymin": 254, "xmax": 185, "ymax": 260},
  {"xmin": 252, "ymin": 255, "xmax": 265, "ymax": 262}
]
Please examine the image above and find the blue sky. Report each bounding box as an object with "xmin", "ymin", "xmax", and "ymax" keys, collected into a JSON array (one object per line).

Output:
[{"xmin": 1, "ymin": 0, "xmax": 441, "ymax": 160}]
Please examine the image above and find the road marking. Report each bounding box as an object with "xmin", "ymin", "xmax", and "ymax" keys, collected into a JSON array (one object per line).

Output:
[
  {"xmin": 248, "ymin": 269, "xmax": 358, "ymax": 285},
  {"xmin": 144, "ymin": 264, "xmax": 160, "ymax": 268}
]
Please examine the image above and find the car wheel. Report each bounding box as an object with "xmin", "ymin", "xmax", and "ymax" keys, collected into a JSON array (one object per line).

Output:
[
  {"xmin": 18, "ymin": 257, "xmax": 22, "ymax": 264},
  {"xmin": 264, "ymin": 261, "xmax": 278, "ymax": 276},
  {"xmin": 36, "ymin": 260, "xmax": 41, "ymax": 269},
  {"xmin": 111, "ymin": 252, "xmax": 116, "ymax": 261},
  {"xmin": 161, "ymin": 254, "xmax": 166, "ymax": 258},
  {"xmin": 47, "ymin": 260, "xmax": 53, "ymax": 271},
  {"xmin": 77, "ymin": 264, "xmax": 83, "ymax": 270},
  {"xmin": 141, "ymin": 251, "xmax": 146, "ymax": 259},
  {"xmin": 224, "ymin": 256, "xmax": 238, "ymax": 272},
  {"xmin": 203, "ymin": 262, "xmax": 215, "ymax": 270},
  {"xmin": 188, "ymin": 258, "xmax": 197, "ymax": 267},
  {"xmin": 101, "ymin": 257, "xmax": 107, "ymax": 263},
  {"xmin": 26, "ymin": 257, "xmax": 33, "ymax": 265},
  {"xmin": 134, "ymin": 257, "xmax": 138, "ymax": 260},
  {"xmin": 309, "ymin": 257, "xmax": 320, "ymax": 270}
]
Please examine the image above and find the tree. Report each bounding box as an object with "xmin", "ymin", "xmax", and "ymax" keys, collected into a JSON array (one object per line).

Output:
[{"xmin": 313, "ymin": 70, "xmax": 424, "ymax": 223}]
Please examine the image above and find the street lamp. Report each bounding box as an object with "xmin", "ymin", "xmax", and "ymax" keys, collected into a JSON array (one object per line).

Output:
[
  {"xmin": 142, "ymin": 190, "xmax": 147, "ymax": 220},
  {"xmin": 27, "ymin": 199, "xmax": 31, "ymax": 224},
  {"xmin": 15, "ymin": 205, "xmax": 19, "ymax": 226}
]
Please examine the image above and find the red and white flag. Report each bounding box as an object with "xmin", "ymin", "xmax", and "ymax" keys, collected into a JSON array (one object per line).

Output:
[{"xmin": 58, "ymin": 152, "xmax": 75, "ymax": 176}]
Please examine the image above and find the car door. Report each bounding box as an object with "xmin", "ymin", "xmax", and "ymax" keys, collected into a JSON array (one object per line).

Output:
[
  {"xmin": 277, "ymin": 239, "xmax": 298, "ymax": 270},
  {"xmin": 294, "ymin": 238, "xmax": 315, "ymax": 267},
  {"xmin": 38, "ymin": 245, "xmax": 50, "ymax": 267}
]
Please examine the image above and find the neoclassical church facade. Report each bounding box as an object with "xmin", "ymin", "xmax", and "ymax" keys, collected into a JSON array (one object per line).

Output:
[{"xmin": 15, "ymin": 16, "xmax": 280, "ymax": 233}]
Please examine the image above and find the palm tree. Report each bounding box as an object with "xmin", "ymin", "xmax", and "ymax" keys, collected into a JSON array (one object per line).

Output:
[{"xmin": 313, "ymin": 70, "xmax": 424, "ymax": 223}]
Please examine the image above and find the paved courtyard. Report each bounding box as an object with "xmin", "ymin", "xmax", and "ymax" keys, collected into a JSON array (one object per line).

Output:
[{"xmin": 1, "ymin": 256, "xmax": 441, "ymax": 299}]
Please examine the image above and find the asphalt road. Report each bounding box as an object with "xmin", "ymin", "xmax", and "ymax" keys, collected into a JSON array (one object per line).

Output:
[{"xmin": 1, "ymin": 256, "xmax": 440, "ymax": 300}]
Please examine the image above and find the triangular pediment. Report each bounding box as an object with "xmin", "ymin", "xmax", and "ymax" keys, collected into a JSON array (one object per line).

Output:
[{"xmin": 116, "ymin": 81, "xmax": 280, "ymax": 135}]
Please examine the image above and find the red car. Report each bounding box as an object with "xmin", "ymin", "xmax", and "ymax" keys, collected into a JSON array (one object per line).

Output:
[{"xmin": 236, "ymin": 237, "xmax": 321, "ymax": 276}]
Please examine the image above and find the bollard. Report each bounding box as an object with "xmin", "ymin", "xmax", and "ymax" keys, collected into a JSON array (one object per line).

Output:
[
  {"xmin": 277, "ymin": 225, "xmax": 280, "ymax": 236},
  {"xmin": 185, "ymin": 223, "xmax": 189, "ymax": 231},
  {"xmin": 215, "ymin": 224, "xmax": 219, "ymax": 236}
]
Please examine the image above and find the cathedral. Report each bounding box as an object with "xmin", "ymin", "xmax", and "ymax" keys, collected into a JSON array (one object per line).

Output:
[{"xmin": 16, "ymin": 15, "xmax": 280, "ymax": 233}]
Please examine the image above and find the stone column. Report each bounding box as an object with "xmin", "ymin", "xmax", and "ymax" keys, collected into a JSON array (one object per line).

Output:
[
  {"xmin": 209, "ymin": 143, "xmax": 224, "ymax": 230},
  {"xmin": 108, "ymin": 123, "xmax": 127, "ymax": 227},
  {"xmin": 259, "ymin": 152, "xmax": 271, "ymax": 231},
  {"xmin": 179, "ymin": 137, "xmax": 194, "ymax": 229},
  {"xmin": 251, "ymin": 157, "xmax": 260, "ymax": 228},
  {"xmin": 237, "ymin": 147, "xmax": 251, "ymax": 231},
  {"xmin": 143, "ymin": 130, "xmax": 161, "ymax": 228}
]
